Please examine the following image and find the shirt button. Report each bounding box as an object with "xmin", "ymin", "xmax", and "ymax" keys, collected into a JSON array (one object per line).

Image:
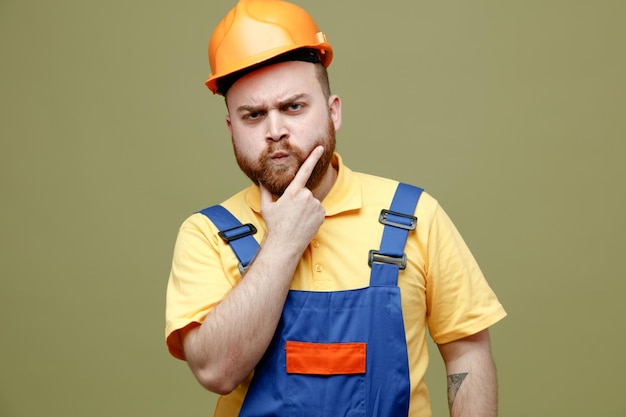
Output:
[
  {"xmin": 314, "ymin": 264, "xmax": 323, "ymax": 272},
  {"xmin": 311, "ymin": 240, "xmax": 320, "ymax": 248}
]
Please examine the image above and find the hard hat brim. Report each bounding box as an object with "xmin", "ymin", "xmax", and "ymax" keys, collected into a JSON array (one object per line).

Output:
[{"xmin": 205, "ymin": 41, "xmax": 333, "ymax": 95}]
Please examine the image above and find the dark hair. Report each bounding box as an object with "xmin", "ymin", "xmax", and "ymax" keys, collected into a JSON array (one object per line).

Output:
[{"xmin": 219, "ymin": 48, "xmax": 331, "ymax": 98}]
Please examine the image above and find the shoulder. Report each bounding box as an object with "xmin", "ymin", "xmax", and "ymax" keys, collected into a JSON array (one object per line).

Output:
[{"xmin": 352, "ymin": 171, "xmax": 441, "ymax": 217}]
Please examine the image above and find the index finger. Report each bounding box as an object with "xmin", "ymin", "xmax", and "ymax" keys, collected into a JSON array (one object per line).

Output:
[{"xmin": 287, "ymin": 145, "xmax": 324, "ymax": 190}]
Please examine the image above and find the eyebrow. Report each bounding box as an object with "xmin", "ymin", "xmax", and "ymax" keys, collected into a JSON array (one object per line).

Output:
[{"xmin": 235, "ymin": 93, "xmax": 310, "ymax": 114}]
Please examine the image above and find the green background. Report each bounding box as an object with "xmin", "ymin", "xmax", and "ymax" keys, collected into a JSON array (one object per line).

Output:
[{"xmin": 1, "ymin": 0, "xmax": 624, "ymax": 416}]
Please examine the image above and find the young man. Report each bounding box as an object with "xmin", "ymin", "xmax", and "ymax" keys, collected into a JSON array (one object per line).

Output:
[{"xmin": 165, "ymin": 1, "xmax": 506, "ymax": 416}]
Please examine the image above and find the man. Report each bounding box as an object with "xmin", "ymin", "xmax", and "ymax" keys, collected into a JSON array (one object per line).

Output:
[{"xmin": 165, "ymin": 1, "xmax": 506, "ymax": 416}]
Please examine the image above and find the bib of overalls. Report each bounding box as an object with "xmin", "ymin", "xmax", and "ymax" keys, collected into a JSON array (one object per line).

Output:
[{"xmin": 200, "ymin": 183, "xmax": 423, "ymax": 417}]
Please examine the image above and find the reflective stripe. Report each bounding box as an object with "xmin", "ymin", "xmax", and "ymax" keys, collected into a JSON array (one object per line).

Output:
[{"xmin": 286, "ymin": 341, "xmax": 366, "ymax": 375}]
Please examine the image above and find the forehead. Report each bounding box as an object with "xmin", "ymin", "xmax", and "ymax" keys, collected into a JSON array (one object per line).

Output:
[{"xmin": 226, "ymin": 61, "xmax": 321, "ymax": 107}]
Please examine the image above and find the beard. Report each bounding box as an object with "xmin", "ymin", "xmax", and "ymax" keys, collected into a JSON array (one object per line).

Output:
[{"xmin": 233, "ymin": 117, "xmax": 336, "ymax": 196}]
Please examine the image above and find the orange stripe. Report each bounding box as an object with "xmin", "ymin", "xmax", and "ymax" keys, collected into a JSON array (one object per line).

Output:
[{"xmin": 285, "ymin": 341, "xmax": 367, "ymax": 375}]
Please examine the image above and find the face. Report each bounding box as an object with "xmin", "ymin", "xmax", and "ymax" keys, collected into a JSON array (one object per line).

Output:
[{"xmin": 225, "ymin": 61, "xmax": 341, "ymax": 196}]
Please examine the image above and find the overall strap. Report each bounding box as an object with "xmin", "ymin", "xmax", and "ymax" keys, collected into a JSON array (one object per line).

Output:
[
  {"xmin": 198, "ymin": 205, "xmax": 260, "ymax": 275},
  {"xmin": 369, "ymin": 183, "xmax": 423, "ymax": 286}
]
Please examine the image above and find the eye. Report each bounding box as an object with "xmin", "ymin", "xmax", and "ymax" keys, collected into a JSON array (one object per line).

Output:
[
  {"xmin": 284, "ymin": 103, "xmax": 303, "ymax": 113},
  {"xmin": 244, "ymin": 111, "xmax": 265, "ymax": 121}
]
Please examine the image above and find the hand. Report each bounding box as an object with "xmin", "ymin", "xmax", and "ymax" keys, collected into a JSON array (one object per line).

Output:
[{"xmin": 260, "ymin": 146, "xmax": 326, "ymax": 253}]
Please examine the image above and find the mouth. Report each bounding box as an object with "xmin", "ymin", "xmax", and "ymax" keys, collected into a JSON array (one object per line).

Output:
[{"xmin": 269, "ymin": 150, "xmax": 291, "ymax": 164}]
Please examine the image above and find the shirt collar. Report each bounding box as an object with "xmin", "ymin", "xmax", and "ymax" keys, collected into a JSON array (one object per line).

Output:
[{"xmin": 244, "ymin": 152, "xmax": 362, "ymax": 216}]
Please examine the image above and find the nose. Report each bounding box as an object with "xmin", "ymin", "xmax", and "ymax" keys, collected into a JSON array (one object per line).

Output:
[{"xmin": 266, "ymin": 111, "xmax": 288, "ymax": 142}]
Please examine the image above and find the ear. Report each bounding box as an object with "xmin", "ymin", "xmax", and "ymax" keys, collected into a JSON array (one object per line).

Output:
[
  {"xmin": 225, "ymin": 114, "xmax": 233, "ymax": 137},
  {"xmin": 328, "ymin": 94, "xmax": 342, "ymax": 131}
]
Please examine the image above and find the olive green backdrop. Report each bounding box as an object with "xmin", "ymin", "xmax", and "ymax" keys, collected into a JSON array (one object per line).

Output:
[{"xmin": 1, "ymin": 0, "xmax": 624, "ymax": 416}]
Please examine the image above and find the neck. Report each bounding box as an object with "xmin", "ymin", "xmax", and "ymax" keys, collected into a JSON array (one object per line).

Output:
[{"xmin": 310, "ymin": 160, "xmax": 338, "ymax": 202}]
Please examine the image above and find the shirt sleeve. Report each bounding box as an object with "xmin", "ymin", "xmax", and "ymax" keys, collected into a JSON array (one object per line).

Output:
[
  {"xmin": 425, "ymin": 204, "xmax": 506, "ymax": 344},
  {"xmin": 164, "ymin": 213, "xmax": 241, "ymax": 360}
]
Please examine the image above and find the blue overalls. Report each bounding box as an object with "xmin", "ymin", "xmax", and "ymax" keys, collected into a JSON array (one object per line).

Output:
[{"xmin": 200, "ymin": 183, "xmax": 423, "ymax": 417}]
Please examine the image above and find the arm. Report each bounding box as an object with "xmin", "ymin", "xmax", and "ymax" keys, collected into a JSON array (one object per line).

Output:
[
  {"xmin": 180, "ymin": 146, "xmax": 326, "ymax": 395},
  {"xmin": 437, "ymin": 329, "xmax": 499, "ymax": 417}
]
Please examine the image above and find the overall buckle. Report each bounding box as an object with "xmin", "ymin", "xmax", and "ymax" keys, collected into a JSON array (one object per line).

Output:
[
  {"xmin": 238, "ymin": 262, "xmax": 250, "ymax": 275},
  {"xmin": 368, "ymin": 250, "xmax": 407, "ymax": 270},
  {"xmin": 378, "ymin": 209, "xmax": 417, "ymax": 230},
  {"xmin": 218, "ymin": 223, "xmax": 257, "ymax": 242}
]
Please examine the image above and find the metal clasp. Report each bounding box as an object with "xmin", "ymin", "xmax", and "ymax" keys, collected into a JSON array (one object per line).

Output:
[
  {"xmin": 378, "ymin": 209, "xmax": 417, "ymax": 230},
  {"xmin": 368, "ymin": 250, "xmax": 407, "ymax": 270},
  {"xmin": 237, "ymin": 262, "xmax": 250, "ymax": 275},
  {"xmin": 218, "ymin": 223, "xmax": 257, "ymax": 242}
]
